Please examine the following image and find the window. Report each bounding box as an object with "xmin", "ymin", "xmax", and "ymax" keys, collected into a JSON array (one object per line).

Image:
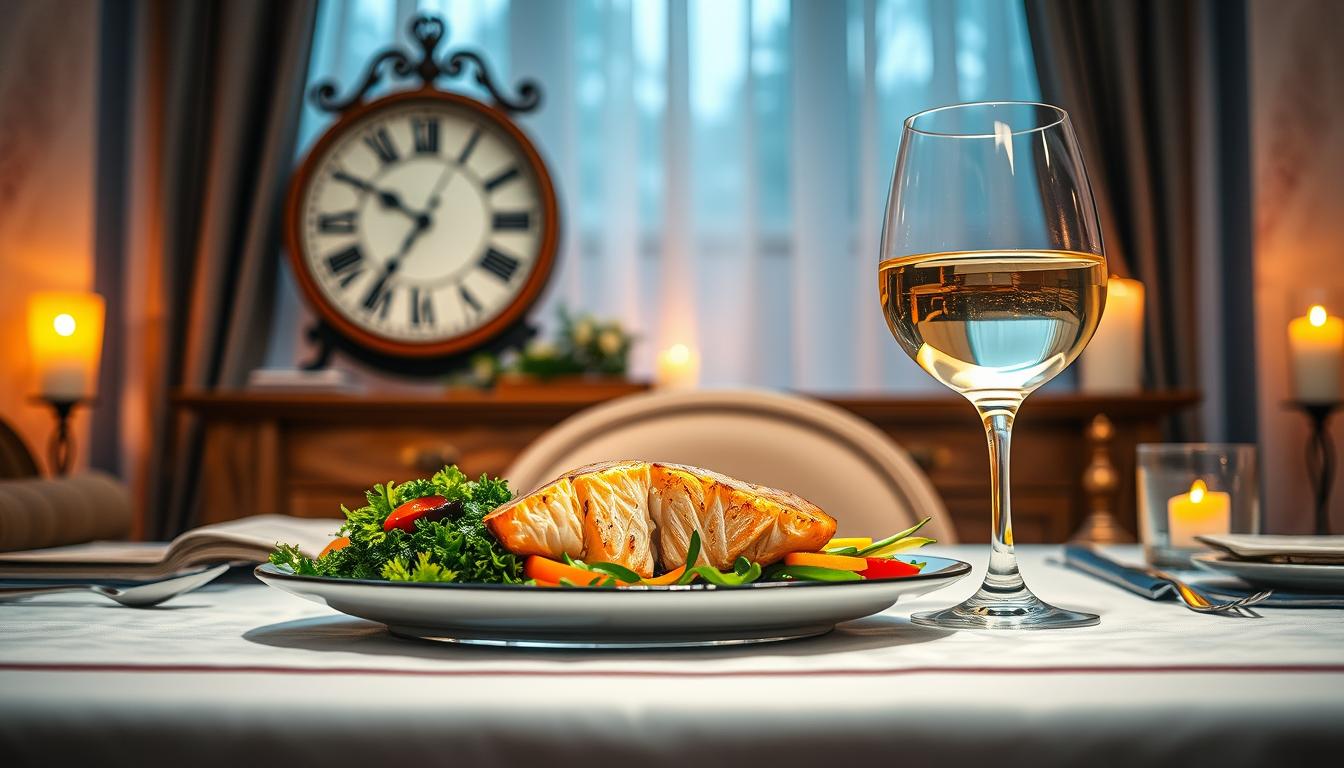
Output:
[{"xmin": 274, "ymin": 0, "xmax": 1040, "ymax": 392}]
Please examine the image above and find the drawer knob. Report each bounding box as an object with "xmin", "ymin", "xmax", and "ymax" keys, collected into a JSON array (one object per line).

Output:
[{"xmin": 905, "ymin": 444, "xmax": 951, "ymax": 473}]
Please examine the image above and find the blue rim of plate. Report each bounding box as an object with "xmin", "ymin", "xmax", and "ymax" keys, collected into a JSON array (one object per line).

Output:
[{"xmin": 254, "ymin": 554, "xmax": 972, "ymax": 592}]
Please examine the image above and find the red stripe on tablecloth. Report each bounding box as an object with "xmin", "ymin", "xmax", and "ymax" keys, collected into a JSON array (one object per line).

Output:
[{"xmin": 1, "ymin": 662, "xmax": 1342, "ymax": 678}]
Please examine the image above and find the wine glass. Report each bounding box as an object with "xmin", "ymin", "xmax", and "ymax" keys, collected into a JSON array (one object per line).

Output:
[{"xmin": 879, "ymin": 102, "xmax": 1105, "ymax": 629}]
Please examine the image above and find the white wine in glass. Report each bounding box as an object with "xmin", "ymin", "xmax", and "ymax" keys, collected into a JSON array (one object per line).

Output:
[{"xmin": 880, "ymin": 103, "xmax": 1106, "ymax": 629}]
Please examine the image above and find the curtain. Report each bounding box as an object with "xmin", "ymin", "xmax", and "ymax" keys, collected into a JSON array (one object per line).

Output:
[
  {"xmin": 1024, "ymin": 0, "xmax": 1257, "ymax": 440},
  {"xmin": 268, "ymin": 0, "xmax": 1043, "ymax": 393},
  {"xmin": 104, "ymin": 0, "xmax": 317, "ymax": 536}
]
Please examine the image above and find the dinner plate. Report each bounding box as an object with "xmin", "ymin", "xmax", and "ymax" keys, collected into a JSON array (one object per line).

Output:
[
  {"xmin": 1191, "ymin": 552, "xmax": 1344, "ymax": 592},
  {"xmin": 254, "ymin": 555, "xmax": 972, "ymax": 648}
]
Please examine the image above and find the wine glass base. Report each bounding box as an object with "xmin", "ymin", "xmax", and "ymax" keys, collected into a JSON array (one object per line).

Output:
[{"xmin": 911, "ymin": 592, "xmax": 1099, "ymax": 630}]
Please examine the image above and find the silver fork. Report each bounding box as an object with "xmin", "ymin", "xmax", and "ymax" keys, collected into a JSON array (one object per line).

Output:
[{"xmin": 1138, "ymin": 565, "xmax": 1273, "ymax": 615}]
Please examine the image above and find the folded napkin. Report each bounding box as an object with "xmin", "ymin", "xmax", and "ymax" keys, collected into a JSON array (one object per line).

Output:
[{"xmin": 1063, "ymin": 544, "xmax": 1344, "ymax": 609}]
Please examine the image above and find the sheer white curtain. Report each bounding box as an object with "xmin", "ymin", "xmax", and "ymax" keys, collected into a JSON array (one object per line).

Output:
[{"xmin": 272, "ymin": 0, "xmax": 1041, "ymax": 392}]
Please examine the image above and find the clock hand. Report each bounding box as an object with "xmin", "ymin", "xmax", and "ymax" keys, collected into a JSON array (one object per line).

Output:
[
  {"xmin": 424, "ymin": 160, "xmax": 458, "ymax": 211},
  {"xmin": 362, "ymin": 215, "xmax": 431, "ymax": 311},
  {"xmin": 333, "ymin": 170, "xmax": 425, "ymax": 223}
]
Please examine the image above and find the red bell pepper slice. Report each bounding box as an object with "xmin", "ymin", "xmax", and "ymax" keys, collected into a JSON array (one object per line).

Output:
[{"xmin": 859, "ymin": 557, "xmax": 920, "ymax": 579}]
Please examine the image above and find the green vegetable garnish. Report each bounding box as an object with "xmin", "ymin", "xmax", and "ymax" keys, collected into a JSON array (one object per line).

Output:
[
  {"xmin": 853, "ymin": 517, "xmax": 932, "ymax": 557},
  {"xmin": 675, "ymin": 531, "xmax": 703, "ymax": 585},
  {"xmin": 585, "ymin": 562, "xmax": 643, "ymax": 583},
  {"xmin": 762, "ymin": 564, "xmax": 864, "ymax": 582},
  {"xmin": 269, "ymin": 465, "xmax": 521, "ymax": 584}
]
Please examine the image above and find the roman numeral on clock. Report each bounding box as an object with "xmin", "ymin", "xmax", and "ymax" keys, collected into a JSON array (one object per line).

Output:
[
  {"xmin": 318, "ymin": 210, "xmax": 357, "ymax": 234},
  {"xmin": 459, "ymin": 285, "xmax": 483, "ymax": 315},
  {"xmin": 479, "ymin": 247, "xmax": 521, "ymax": 282},
  {"xmin": 410, "ymin": 287, "xmax": 435, "ymax": 327},
  {"xmin": 325, "ymin": 246, "xmax": 364, "ymax": 288},
  {"xmin": 362, "ymin": 272, "xmax": 394, "ymax": 317},
  {"xmin": 483, "ymin": 166, "xmax": 519, "ymax": 192},
  {"xmin": 492, "ymin": 211, "xmax": 530, "ymax": 230},
  {"xmin": 411, "ymin": 117, "xmax": 439, "ymax": 155},
  {"xmin": 363, "ymin": 127, "xmax": 399, "ymax": 165}
]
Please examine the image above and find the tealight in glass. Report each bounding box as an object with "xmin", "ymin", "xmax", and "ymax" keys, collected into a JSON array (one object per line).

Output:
[{"xmin": 1137, "ymin": 444, "xmax": 1261, "ymax": 568}]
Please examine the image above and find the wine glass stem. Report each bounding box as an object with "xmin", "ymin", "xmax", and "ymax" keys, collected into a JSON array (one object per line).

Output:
[{"xmin": 978, "ymin": 406, "xmax": 1027, "ymax": 596}]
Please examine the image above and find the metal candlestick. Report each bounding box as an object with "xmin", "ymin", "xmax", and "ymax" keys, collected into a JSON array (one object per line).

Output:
[
  {"xmin": 31, "ymin": 397, "xmax": 91, "ymax": 476},
  {"xmin": 1294, "ymin": 401, "xmax": 1341, "ymax": 535}
]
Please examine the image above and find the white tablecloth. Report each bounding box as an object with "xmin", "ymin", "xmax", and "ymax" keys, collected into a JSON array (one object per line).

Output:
[{"xmin": 2, "ymin": 546, "xmax": 1341, "ymax": 767}]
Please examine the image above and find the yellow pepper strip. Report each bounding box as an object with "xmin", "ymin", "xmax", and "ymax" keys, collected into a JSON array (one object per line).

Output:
[
  {"xmin": 824, "ymin": 537, "xmax": 872, "ymax": 550},
  {"xmin": 864, "ymin": 536, "xmax": 936, "ymax": 557}
]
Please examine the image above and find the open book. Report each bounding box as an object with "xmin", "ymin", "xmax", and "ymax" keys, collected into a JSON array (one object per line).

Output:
[{"xmin": 0, "ymin": 515, "xmax": 342, "ymax": 581}]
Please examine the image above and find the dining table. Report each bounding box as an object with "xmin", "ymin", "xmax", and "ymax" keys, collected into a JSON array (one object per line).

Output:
[{"xmin": 1, "ymin": 544, "xmax": 1341, "ymax": 767}]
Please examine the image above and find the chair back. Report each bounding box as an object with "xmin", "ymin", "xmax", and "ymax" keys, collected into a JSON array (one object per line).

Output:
[{"xmin": 505, "ymin": 388, "xmax": 954, "ymax": 542}]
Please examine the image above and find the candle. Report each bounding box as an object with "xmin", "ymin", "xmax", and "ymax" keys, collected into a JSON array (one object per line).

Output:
[
  {"xmin": 1167, "ymin": 479, "xmax": 1231, "ymax": 548},
  {"xmin": 655, "ymin": 343, "xmax": 699, "ymax": 389},
  {"xmin": 1288, "ymin": 305, "xmax": 1343, "ymax": 403},
  {"xmin": 1080, "ymin": 276, "xmax": 1144, "ymax": 393},
  {"xmin": 26, "ymin": 292, "xmax": 105, "ymax": 401}
]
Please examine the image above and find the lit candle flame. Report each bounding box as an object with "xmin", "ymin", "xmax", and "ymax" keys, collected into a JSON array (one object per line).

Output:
[
  {"xmin": 53, "ymin": 313, "xmax": 76, "ymax": 337},
  {"xmin": 665, "ymin": 343, "xmax": 690, "ymax": 365},
  {"xmin": 1188, "ymin": 478, "xmax": 1208, "ymax": 504},
  {"xmin": 1308, "ymin": 305, "xmax": 1328, "ymax": 328}
]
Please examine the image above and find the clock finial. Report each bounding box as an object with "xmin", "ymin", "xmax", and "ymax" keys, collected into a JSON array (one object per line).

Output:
[{"xmin": 308, "ymin": 13, "xmax": 542, "ymax": 115}]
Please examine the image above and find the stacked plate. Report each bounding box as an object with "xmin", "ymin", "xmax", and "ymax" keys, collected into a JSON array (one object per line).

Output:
[{"xmin": 1193, "ymin": 535, "xmax": 1344, "ymax": 592}]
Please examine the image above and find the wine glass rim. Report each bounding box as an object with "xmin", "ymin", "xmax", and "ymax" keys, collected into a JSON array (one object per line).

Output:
[{"xmin": 904, "ymin": 101, "xmax": 1069, "ymax": 139}]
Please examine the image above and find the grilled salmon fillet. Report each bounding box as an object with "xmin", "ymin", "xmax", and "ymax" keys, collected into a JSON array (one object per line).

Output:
[{"xmin": 484, "ymin": 460, "xmax": 836, "ymax": 578}]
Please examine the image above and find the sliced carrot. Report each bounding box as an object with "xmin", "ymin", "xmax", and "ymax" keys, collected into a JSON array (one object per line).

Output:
[
  {"xmin": 530, "ymin": 579, "xmax": 561, "ymax": 588},
  {"xmin": 318, "ymin": 536, "xmax": 350, "ymax": 558},
  {"xmin": 641, "ymin": 565, "xmax": 687, "ymax": 586},
  {"xmin": 523, "ymin": 555, "xmax": 626, "ymax": 586},
  {"xmin": 784, "ymin": 552, "xmax": 868, "ymax": 571}
]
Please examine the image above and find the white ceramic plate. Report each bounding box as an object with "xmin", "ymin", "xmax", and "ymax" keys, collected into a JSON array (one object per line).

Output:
[
  {"xmin": 1191, "ymin": 553, "xmax": 1344, "ymax": 592},
  {"xmin": 255, "ymin": 555, "xmax": 971, "ymax": 648},
  {"xmin": 1195, "ymin": 534, "xmax": 1344, "ymax": 562}
]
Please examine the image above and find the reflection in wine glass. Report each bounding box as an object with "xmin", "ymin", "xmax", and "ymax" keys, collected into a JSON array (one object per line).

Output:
[{"xmin": 879, "ymin": 103, "xmax": 1106, "ymax": 629}]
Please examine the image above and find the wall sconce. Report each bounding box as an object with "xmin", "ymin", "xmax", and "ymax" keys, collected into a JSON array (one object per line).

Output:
[{"xmin": 26, "ymin": 291, "xmax": 105, "ymax": 475}]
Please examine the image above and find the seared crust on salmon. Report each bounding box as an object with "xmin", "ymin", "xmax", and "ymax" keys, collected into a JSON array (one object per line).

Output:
[{"xmin": 484, "ymin": 461, "xmax": 836, "ymax": 577}]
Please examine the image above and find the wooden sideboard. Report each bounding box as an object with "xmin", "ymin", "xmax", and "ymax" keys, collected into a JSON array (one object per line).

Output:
[{"xmin": 175, "ymin": 387, "xmax": 1198, "ymax": 543}]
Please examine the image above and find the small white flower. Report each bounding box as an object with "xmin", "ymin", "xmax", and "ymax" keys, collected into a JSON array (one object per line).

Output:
[
  {"xmin": 572, "ymin": 318, "xmax": 595, "ymax": 346},
  {"xmin": 597, "ymin": 329, "xmax": 623, "ymax": 357},
  {"xmin": 526, "ymin": 340, "xmax": 557, "ymax": 359}
]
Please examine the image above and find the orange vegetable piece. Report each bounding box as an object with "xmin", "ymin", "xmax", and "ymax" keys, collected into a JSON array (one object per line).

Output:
[
  {"xmin": 523, "ymin": 555, "xmax": 627, "ymax": 586},
  {"xmin": 530, "ymin": 579, "xmax": 561, "ymax": 588},
  {"xmin": 641, "ymin": 565, "xmax": 688, "ymax": 586},
  {"xmin": 783, "ymin": 552, "xmax": 868, "ymax": 571},
  {"xmin": 318, "ymin": 536, "xmax": 350, "ymax": 558}
]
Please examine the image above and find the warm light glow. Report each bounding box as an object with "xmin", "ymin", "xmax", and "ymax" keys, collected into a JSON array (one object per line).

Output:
[
  {"xmin": 27, "ymin": 291, "xmax": 106, "ymax": 400},
  {"xmin": 1309, "ymin": 305, "xmax": 1328, "ymax": 327},
  {"xmin": 655, "ymin": 342, "xmax": 700, "ymax": 389},
  {"xmin": 1188, "ymin": 478, "xmax": 1207, "ymax": 504},
  {"xmin": 53, "ymin": 313, "xmax": 76, "ymax": 337},
  {"xmin": 665, "ymin": 343, "xmax": 690, "ymax": 365}
]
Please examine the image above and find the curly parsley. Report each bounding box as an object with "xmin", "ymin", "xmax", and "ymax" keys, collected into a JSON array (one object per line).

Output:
[{"xmin": 269, "ymin": 466, "xmax": 522, "ymax": 584}]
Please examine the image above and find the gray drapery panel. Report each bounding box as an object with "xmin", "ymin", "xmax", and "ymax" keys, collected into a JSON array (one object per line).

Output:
[
  {"xmin": 121, "ymin": 0, "xmax": 316, "ymax": 537},
  {"xmin": 1024, "ymin": 0, "xmax": 1256, "ymax": 441}
]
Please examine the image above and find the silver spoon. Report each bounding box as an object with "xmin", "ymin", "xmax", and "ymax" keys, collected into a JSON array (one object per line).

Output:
[{"xmin": 0, "ymin": 564, "xmax": 230, "ymax": 607}]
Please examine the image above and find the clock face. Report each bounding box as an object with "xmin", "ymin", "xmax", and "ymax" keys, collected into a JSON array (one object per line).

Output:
[{"xmin": 288, "ymin": 91, "xmax": 557, "ymax": 357}]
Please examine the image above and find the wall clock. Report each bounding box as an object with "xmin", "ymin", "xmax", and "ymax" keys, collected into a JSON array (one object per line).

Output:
[{"xmin": 285, "ymin": 15, "xmax": 558, "ymax": 373}]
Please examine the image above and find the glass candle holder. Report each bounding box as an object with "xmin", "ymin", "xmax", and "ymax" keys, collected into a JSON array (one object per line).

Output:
[{"xmin": 1137, "ymin": 444, "xmax": 1261, "ymax": 568}]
